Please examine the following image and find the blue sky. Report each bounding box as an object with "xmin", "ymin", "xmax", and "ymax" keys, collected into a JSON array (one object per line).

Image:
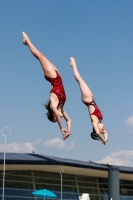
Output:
[{"xmin": 0, "ymin": 1, "xmax": 133, "ymax": 166}]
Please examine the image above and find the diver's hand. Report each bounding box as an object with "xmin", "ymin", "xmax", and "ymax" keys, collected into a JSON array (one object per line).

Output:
[
  {"xmin": 61, "ymin": 128, "xmax": 71, "ymax": 140},
  {"xmin": 101, "ymin": 139, "xmax": 108, "ymax": 145},
  {"xmin": 102, "ymin": 141, "xmax": 106, "ymax": 145}
]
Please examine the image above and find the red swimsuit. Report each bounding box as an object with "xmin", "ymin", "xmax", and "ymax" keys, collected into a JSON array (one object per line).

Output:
[
  {"xmin": 45, "ymin": 71, "xmax": 66, "ymax": 106},
  {"xmin": 83, "ymin": 97, "xmax": 103, "ymax": 121}
]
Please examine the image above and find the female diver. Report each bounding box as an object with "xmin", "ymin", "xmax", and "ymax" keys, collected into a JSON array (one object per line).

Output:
[
  {"xmin": 22, "ymin": 32, "xmax": 71, "ymax": 140},
  {"xmin": 70, "ymin": 57, "xmax": 108, "ymax": 144}
]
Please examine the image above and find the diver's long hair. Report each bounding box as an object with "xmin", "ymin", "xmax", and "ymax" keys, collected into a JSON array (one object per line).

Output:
[
  {"xmin": 90, "ymin": 128, "xmax": 101, "ymax": 141},
  {"xmin": 44, "ymin": 101, "xmax": 55, "ymax": 123}
]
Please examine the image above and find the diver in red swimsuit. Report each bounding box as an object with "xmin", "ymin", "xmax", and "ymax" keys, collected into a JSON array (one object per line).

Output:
[
  {"xmin": 70, "ymin": 57, "xmax": 108, "ymax": 144},
  {"xmin": 22, "ymin": 32, "xmax": 71, "ymax": 140},
  {"xmin": 45, "ymin": 70, "xmax": 66, "ymax": 106}
]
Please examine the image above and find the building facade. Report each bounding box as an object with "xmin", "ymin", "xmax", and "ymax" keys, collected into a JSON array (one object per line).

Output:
[{"xmin": 0, "ymin": 153, "xmax": 133, "ymax": 200}]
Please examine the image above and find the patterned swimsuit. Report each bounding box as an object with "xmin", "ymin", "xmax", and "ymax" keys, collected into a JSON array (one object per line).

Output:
[
  {"xmin": 45, "ymin": 70, "xmax": 66, "ymax": 106},
  {"xmin": 83, "ymin": 97, "xmax": 103, "ymax": 121}
]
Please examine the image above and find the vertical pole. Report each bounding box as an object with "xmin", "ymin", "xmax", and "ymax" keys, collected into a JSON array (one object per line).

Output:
[
  {"xmin": 60, "ymin": 170, "xmax": 63, "ymax": 200},
  {"xmin": 75, "ymin": 176, "xmax": 79, "ymax": 195},
  {"xmin": 31, "ymin": 171, "xmax": 37, "ymax": 200},
  {"xmin": 108, "ymin": 166, "xmax": 119, "ymax": 200},
  {"xmin": 60, "ymin": 172, "xmax": 62, "ymax": 200},
  {"xmin": 2, "ymin": 136, "xmax": 6, "ymax": 200},
  {"xmin": 1, "ymin": 127, "xmax": 11, "ymax": 200},
  {"xmin": 96, "ymin": 178, "xmax": 101, "ymax": 200}
]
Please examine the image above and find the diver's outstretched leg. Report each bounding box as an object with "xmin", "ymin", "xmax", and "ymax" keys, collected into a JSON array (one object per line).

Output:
[
  {"xmin": 70, "ymin": 57, "xmax": 93, "ymax": 102},
  {"xmin": 22, "ymin": 32, "xmax": 57, "ymax": 77}
]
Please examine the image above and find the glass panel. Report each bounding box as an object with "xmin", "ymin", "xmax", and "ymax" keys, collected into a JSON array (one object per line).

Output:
[
  {"xmin": 65, "ymin": 191, "xmax": 78, "ymax": 200},
  {"xmin": 17, "ymin": 182, "xmax": 30, "ymax": 189},
  {"xmin": 18, "ymin": 189, "xmax": 31, "ymax": 197},
  {"xmin": 41, "ymin": 184, "xmax": 54, "ymax": 191},
  {"xmin": 5, "ymin": 188, "xmax": 19, "ymax": 197},
  {"xmin": 99, "ymin": 178, "xmax": 108, "ymax": 184},
  {"xmin": 17, "ymin": 176, "xmax": 30, "ymax": 182},
  {"xmin": 16, "ymin": 171, "xmax": 30, "ymax": 176},
  {"xmin": 41, "ymin": 178, "xmax": 53, "ymax": 184},
  {"xmin": 78, "ymin": 187, "xmax": 86, "ymax": 194},
  {"xmin": 102, "ymin": 194, "xmax": 108, "ymax": 200},
  {"xmin": 63, "ymin": 180, "xmax": 76, "ymax": 186},
  {"xmin": 5, "ymin": 197, "xmax": 20, "ymax": 200},
  {"xmin": 77, "ymin": 182, "xmax": 84, "ymax": 187},
  {"xmin": 41, "ymin": 172, "xmax": 52, "ymax": 179},
  {"xmin": 35, "ymin": 184, "xmax": 43, "ymax": 190},
  {"xmin": 0, "ymin": 188, "xmax": 2, "ymax": 195},
  {"xmin": 6, "ymin": 171, "xmax": 16, "ymax": 175},
  {"xmin": 0, "ymin": 174, "xmax": 3, "ymax": 180},
  {"xmin": 76, "ymin": 176, "xmax": 83, "ymax": 182},
  {"xmin": 5, "ymin": 174, "xmax": 17, "ymax": 181},
  {"xmin": 5, "ymin": 181, "xmax": 18, "ymax": 188},
  {"xmin": 52, "ymin": 185, "xmax": 61, "ymax": 191},
  {"xmin": 53, "ymin": 179, "xmax": 60, "ymax": 185},
  {"xmin": 34, "ymin": 177, "xmax": 42, "ymax": 184},
  {"xmin": 33, "ymin": 171, "xmax": 41, "ymax": 177},
  {"xmin": 63, "ymin": 174, "xmax": 75, "ymax": 181},
  {"xmin": 84, "ymin": 182, "xmax": 96, "ymax": 188},
  {"xmin": 83, "ymin": 176, "xmax": 96, "ymax": 182},
  {"xmin": 64, "ymin": 186, "xmax": 75, "ymax": 192},
  {"xmin": 52, "ymin": 174, "xmax": 60, "ymax": 180},
  {"xmin": 0, "ymin": 182, "xmax": 3, "ymax": 188}
]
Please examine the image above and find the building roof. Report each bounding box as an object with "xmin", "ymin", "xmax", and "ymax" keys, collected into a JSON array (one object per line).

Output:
[{"xmin": 0, "ymin": 153, "xmax": 133, "ymax": 174}]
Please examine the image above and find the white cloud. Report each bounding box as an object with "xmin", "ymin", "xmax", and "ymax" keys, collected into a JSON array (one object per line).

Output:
[
  {"xmin": 125, "ymin": 116, "xmax": 133, "ymax": 126},
  {"xmin": 34, "ymin": 138, "xmax": 42, "ymax": 145},
  {"xmin": 0, "ymin": 137, "xmax": 75, "ymax": 153},
  {"xmin": 43, "ymin": 137, "xmax": 75, "ymax": 149},
  {"xmin": 0, "ymin": 136, "xmax": 45, "ymax": 153},
  {"xmin": 96, "ymin": 150, "xmax": 133, "ymax": 167},
  {"xmin": 43, "ymin": 137, "xmax": 65, "ymax": 149},
  {"xmin": 0, "ymin": 142, "xmax": 36, "ymax": 153}
]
